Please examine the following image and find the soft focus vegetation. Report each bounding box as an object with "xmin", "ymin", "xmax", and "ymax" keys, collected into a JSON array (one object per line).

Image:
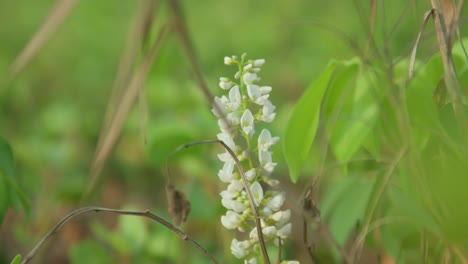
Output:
[{"xmin": 1, "ymin": 0, "xmax": 468, "ymax": 263}]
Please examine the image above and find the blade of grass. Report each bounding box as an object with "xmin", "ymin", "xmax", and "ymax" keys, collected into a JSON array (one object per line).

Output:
[{"xmin": 9, "ymin": 0, "xmax": 79, "ymax": 77}]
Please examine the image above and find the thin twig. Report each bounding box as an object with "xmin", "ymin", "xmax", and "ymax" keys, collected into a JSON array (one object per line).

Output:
[
  {"xmin": 167, "ymin": 139, "xmax": 271, "ymax": 264},
  {"xmin": 21, "ymin": 206, "xmax": 218, "ymax": 264}
]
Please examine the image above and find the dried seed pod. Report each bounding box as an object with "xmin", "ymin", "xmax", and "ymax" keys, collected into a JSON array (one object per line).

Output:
[{"xmin": 166, "ymin": 183, "xmax": 191, "ymax": 226}]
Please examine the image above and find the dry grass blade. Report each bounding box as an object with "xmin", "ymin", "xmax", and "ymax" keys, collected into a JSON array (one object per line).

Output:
[
  {"xmin": 82, "ymin": 19, "xmax": 172, "ymax": 201},
  {"xmin": 409, "ymin": 9, "xmax": 434, "ymax": 79},
  {"xmin": 430, "ymin": 0, "xmax": 468, "ymax": 137},
  {"xmin": 100, "ymin": 0, "xmax": 157, "ymax": 149},
  {"xmin": 9, "ymin": 0, "xmax": 79, "ymax": 77}
]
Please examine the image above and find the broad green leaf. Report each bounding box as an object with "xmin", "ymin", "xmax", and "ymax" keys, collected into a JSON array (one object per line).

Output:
[
  {"xmin": 328, "ymin": 66, "xmax": 380, "ymax": 164},
  {"xmin": 406, "ymin": 55, "xmax": 443, "ymax": 150},
  {"xmin": 321, "ymin": 175, "xmax": 373, "ymax": 246},
  {"xmin": 9, "ymin": 255, "xmax": 22, "ymax": 264},
  {"xmin": 284, "ymin": 60, "xmax": 337, "ymax": 182},
  {"xmin": 389, "ymin": 186, "xmax": 440, "ymax": 235}
]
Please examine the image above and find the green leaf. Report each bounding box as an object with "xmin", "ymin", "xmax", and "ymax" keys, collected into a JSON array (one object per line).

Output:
[
  {"xmin": 328, "ymin": 65, "xmax": 380, "ymax": 164},
  {"xmin": 0, "ymin": 136, "xmax": 30, "ymax": 216},
  {"xmin": 406, "ymin": 55, "xmax": 443, "ymax": 150},
  {"xmin": 0, "ymin": 173, "xmax": 7, "ymax": 224},
  {"xmin": 9, "ymin": 255, "xmax": 22, "ymax": 264},
  {"xmin": 70, "ymin": 240, "xmax": 115, "ymax": 264},
  {"xmin": 321, "ymin": 175, "xmax": 373, "ymax": 245},
  {"xmin": 284, "ymin": 60, "xmax": 337, "ymax": 182}
]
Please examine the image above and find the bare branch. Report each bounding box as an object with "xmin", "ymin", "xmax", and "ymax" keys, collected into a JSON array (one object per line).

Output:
[{"xmin": 21, "ymin": 207, "xmax": 218, "ymax": 264}]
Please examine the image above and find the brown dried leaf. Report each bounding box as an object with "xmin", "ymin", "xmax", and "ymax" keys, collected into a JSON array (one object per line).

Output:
[{"xmin": 166, "ymin": 183, "xmax": 191, "ymax": 226}]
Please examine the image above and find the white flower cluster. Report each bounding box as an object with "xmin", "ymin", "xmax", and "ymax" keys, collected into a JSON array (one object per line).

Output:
[{"xmin": 213, "ymin": 54, "xmax": 298, "ymax": 264}]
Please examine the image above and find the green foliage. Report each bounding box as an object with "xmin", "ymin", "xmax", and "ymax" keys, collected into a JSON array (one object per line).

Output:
[
  {"xmin": 283, "ymin": 61, "xmax": 336, "ymax": 182},
  {"xmin": 9, "ymin": 255, "xmax": 21, "ymax": 264},
  {"xmin": 0, "ymin": 136, "xmax": 30, "ymax": 224}
]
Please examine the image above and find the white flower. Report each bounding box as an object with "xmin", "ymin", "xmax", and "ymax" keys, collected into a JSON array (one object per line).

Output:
[
  {"xmin": 231, "ymin": 239, "xmax": 250, "ymax": 259},
  {"xmin": 218, "ymin": 160, "xmax": 235, "ymax": 183},
  {"xmin": 226, "ymin": 112, "xmax": 240, "ymax": 126},
  {"xmin": 262, "ymin": 225, "xmax": 277, "ymax": 238},
  {"xmin": 220, "ymin": 190, "xmax": 236, "ymax": 200},
  {"xmin": 250, "ymin": 182, "xmax": 264, "ymax": 206},
  {"xmin": 217, "ymin": 132, "xmax": 237, "ymax": 151},
  {"xmin": 217, "ymin": 151, "xmax": 233, "ymax": 162},
  {"xmin": 246, "ymin": 258, "xmax": 258, "ymax": 264},
  {"xmin": 260, "ymin": 86, "xmax": 272, "ymax": 94},
  {"xmin": 245, "ymin": 169, "xmax": 256, "ymax": 181},
  {"xmin": 241, "ymin": 109, "xmax": 254, "ymax": 136},
  {"xmin": 243, "ymin": 63, "xmax": 253, "ymax": 71},
  {"xmin": 243, "ymin": 72, "xmax": 258, "ymax": 85},
  {"xmin": 271, "ymin": 209, "xmax": 291, "ymax": 227},
  {"xmin": 219, "ymin": 77, "xmax": 234, "ymax": 90},
  {"xmin": 249, "ymin": 227, "xmax": 258, "ymax": 241},
  {"xmin": 258, "ymin": 129, "xmax": 279, "ymax": 152},
  {"xmin": 224, "ymin": 56, "xmax": 233, "ymax": 65},
  {"xmin": 253, "ymin": 59, "xmax": 265, "ymax": 67},
  {"xmin": 246, "ymin": 84, "xmax": 269, "ymax": 105},
  {"xmin": 227, "ymin": 180, "xmax": 244, "ymax": 193},
  {"xmin": 267, "ymin": 192, "xmax": 286, "ymax": 211},
  {"xmin": 231, "ymin": 200, "xmax": 248, "ymax": 213},
  {"xmin": 226, "ymin": 86, "xmax": 241, "ymax": 111},
  {"xmin": 276, "ymin": 223, "xmax": 292, "ymax": 239},
  {"xmin": 259, "ymin": 150, "xmax": 277, "ymax": 174},
  {"xmin": 261, "ymin": 100, "xmax": 276, "ymax": 122},
  {"xmin": 221, "ymin": 210, "xmax": 241, "ymax": 229}
]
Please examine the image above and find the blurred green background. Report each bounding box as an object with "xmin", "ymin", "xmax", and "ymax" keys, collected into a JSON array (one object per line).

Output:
[{"xmin": 1, "ymin": 0, "xmax": 467, "ymax": 263}]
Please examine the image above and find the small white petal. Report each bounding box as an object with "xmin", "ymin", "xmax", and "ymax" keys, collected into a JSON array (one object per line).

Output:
[
  {"xmin": 218, "ymin": 160, "xmax": 235, "ymax": 183},
  {"xmin": 260, "ymin": 86, "xmax": 272, "ymax": 94},
  {"xmin": 243, "ymin": 72, "xmax": 258, "ymax": 85},
  {"xmin": 218, "ymin": 151, "xmax": 233, "ymax": 162},
  {"xmin": 234, "ymin": 71, "xmax": 241, "ymax": 79},
  {"xmin": 246, "ymin": 258, "xmax": 258, "ymax": 264},
  {"xmin": 249, "ymin": 227, "xmax": 258, "ymax": 241},
  {"xmin": 231, "ymin": 200, "xmax": 247, "ymax": 212},
  {"xmin": 224, "ymin": 56, "xmax": 233, "ymax": 65},
  {"xmin": 227, "ymin": 180, "xmax": 244, "ymax": 193},
  {"xmin": 262, "ymin": 100, "xmax": 276, "ymax": 122},
  {"xmin": 245, "ymin": 169, "xmax": 256, "ymax": 181},
  {"xmin": 243, "ymin": 63, "xmax": 253, "ymax": 71},
  {"xmin": 217, "ymin": 132, "xmax": 237, "ymax": 151},
  {"xmin": 253, "ymin": 59, "xmax": 265, "ymax": 67},
  {"xmin": 221, "ymin": 210, "xmax": 241, "ymax": 229},
  {"xmin": 250, "ymin": 182, "xmax": 264, "ymax": 206},
  {"xmin": 231, "ymin": 239, "xmax": 249, "ymax": 259},
  {"xmin": 262, "ymin": 226, "xmax": 277, "ymax": 238},
  {"xmin": 277, "ymin": 223, "xmax": 292, "ymax": 239},
  {"xmin": 267, "ymin": 192, "xmax": 286, "ymax": 211},
  {"xmin": 258, "ymin": 129, "xmax": 279, "ymax": 152},
  {"xmin": 240, "ymin": 109, "xmax": 254, "ymax": 136},
  {"xmin": 247, "ymin": 84, "xmax": 269, "ymax": 105}
]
